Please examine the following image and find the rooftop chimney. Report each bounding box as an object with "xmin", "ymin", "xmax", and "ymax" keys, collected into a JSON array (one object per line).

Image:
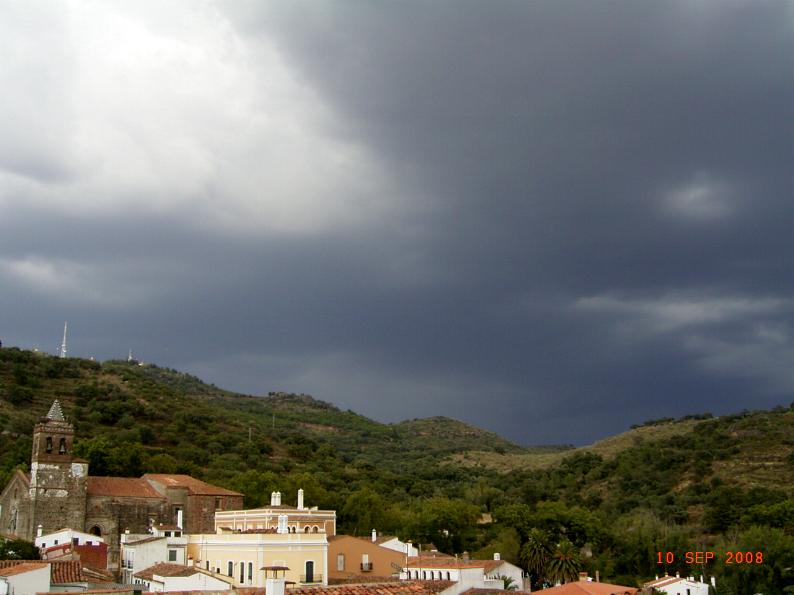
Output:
[
  {"xmin": 372, "ymin": 529, "xmax": 377, "ymax": 543},
  {"xmin": 298, "ymin": 488, "xmax": 304, "ymax": 510},
  {"xmin": 276, "ymin": 491, "xmax": 282, "ymax": 506},
  {"xmin": 277, "ymin": 514, "xmax": 288, "ymax": 534},
  {"xmin": 37, "ymin": 525, "xmax": 43, "ymax": 538},
  {"xmin": 462, "ymin": 551, "xmax": 469, "ymax": 562},
  {"xmin": 271, "ymin": 492, "xmax": 277, "ymax": 506},
  {"xmin": 493, "ymin": 553, "xmax": 500, "ymax": 561},
  {"xmin": 579, "ymin": 572, "xmax": 588, "ymax": 582}
]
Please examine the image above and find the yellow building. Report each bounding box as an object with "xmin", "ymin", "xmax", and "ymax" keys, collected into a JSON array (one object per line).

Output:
[{"xmin": 187, "ymin": 528, "xmax": 328, "ymax": 588}]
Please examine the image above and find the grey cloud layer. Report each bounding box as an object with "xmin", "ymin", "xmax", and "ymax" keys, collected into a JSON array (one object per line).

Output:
[{"xmin": 1, "ymin": 1, "xmax": 792, "ymax": 444}]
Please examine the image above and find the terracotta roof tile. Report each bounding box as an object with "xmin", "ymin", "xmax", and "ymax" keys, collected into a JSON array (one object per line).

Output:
[
  {"xmin": 0, "ymin": 560, "xmax": 86, "ymax": 584},
  {"xmin": 87, "ymin": 477, "xmax": 165, "ymax": 498},
  {"xmin": 143, "ymin": 474, "xmax": 242, "ymax": 496},
  {"xmin": 134, "ymin": 563, "xmax": 202, "ymax": 580},
  {"xmin": 533, "ymin": 581, "xmax": 638, "ymax": 595},
  {"xmin": 289, "ymin": 580, "xmax": 454, "ymax": 595},
  {"xmin": 405, "ymin": 557, "xmax": 505, "ymax": 571},
  {"xmin": 0, "ymin": 562, "xmax": 49, "ymax": 577}
]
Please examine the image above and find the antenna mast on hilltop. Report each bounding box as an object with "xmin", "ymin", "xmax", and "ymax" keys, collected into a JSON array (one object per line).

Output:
[{"xmin": 59, "ymin": 321, "xmax": 68, "ymax": 359}]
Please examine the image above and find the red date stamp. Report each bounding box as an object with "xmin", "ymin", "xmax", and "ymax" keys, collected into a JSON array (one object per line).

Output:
[{"xmin": 656, "ymin": 551, "xmax": 764, "ymax": 565}]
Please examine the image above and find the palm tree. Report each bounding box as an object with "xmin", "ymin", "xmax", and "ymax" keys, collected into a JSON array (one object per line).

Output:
[
  {"xmin": 546, "ymin": 539, "xmax": 582, "ymax": 584},
  {"xmin": 499, "ymin": 575, "xmax": 518, "ymax": 591},
  {"xmin": 520, "ymin": 528, "xmax": 552, "ymax": 586}
]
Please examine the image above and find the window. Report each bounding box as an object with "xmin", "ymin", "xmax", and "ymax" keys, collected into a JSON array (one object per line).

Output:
[
  {"xmin": 168, "ymin": 550, "xmax": 177, "ymax": 562},
  {"xmin": 215, "ymin": 497, "xmax": 223, "ymax": 509},
  {"xmin": 248, "ymin": 562, "xmax": 253, "ymax": 583},
  {"xmin": 446, "ymin": 572, "xmax": 451, "ymax": 580},
  {"xmin": 240, "ymin": 561, "xmax": 244, "ymax": 583},
  {"xmin": 228, "ymin": 561, "xmax": 233, "ymax": 577},
  {"xmin": 337, "ymin": 554, "xmax": 345, "ymax": 571},
  {"xmin": 206, "ymin": 561, "xmax": 209, "ymax": 570}
]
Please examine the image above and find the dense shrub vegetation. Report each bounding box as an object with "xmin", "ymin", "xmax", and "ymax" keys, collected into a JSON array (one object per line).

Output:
[{"xmin": 1, "ymin": 347, "xmax": 792, "ymax": 593}]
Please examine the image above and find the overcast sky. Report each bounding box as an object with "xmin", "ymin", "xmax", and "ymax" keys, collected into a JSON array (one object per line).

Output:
[{"xmin": 1, "ymin": 1, "xmax": 792, "ymax": 445}]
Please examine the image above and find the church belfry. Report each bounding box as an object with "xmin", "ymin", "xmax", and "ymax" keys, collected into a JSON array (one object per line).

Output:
[
  {"xmin": 29, "ymin": 400, "xmax": 88, "ymax": 536},
  {"xmin": 32, "ymin": 400, "xmax": 74, "ymax": 463}
]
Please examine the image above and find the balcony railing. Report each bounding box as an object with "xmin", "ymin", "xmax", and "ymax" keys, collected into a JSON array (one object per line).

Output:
[
  {"xmin": 300, "ymin": 575, "xmax": 323, "ymax": 584},
  {"xmin": 360, "ymin": 563, "xmax": 373, "ymax": 572}
]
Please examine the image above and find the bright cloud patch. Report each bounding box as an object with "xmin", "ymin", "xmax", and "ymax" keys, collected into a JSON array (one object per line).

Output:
[{"xmin": 0, "ymin": 1, "xmax": 393, "ymax": 235}]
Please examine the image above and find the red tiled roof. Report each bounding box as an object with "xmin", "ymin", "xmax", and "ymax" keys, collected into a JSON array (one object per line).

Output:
[
  {"xmin": 125, "ymin": 536, "xmax": 165, "ymax": 545},
  {"xmin": 0, "ymin": 560, "xmax": 86, "ymax": 584},
  {"xmin": 143, "ymin": 474, "xmax": 242, "ymax": 496},
  {"xmin": 134, "ymin": 563, "xmax": 202, "ymax": 580},
  {"xmin": 405, "ymin": 557, "xmax": 503, "ymax": 572},
  {"xmin": 87, "ymin": 477, "xmax": 164, "ymax": 498},
  {"xmin": 0, "ymin": 562, "xmax": 49, "ymax": 577},
  {"xmin": 644, "ymin": 576, "xmax": 683, "ymax": 588},
  {"xmin": 533, "ymin": 581, "xmax": 638, "ymax": 595},
  {"xmin": 289, "ymin": 580, "xmax": 455, "ymax": 595}
]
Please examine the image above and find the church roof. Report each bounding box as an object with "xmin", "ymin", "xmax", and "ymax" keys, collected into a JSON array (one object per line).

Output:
[
  {"xmin": 46, "ymin": 400, "xmax": 65, "ymax": 421},
  {"xmin": 87, "ymin": 477, "xmax": 165, "ymax": 498},
  {"xmin": 143, "ymin": 474, "xmax": 243, "ymax": 496}
]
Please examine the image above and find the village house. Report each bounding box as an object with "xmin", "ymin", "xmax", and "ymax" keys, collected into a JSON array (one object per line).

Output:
[
  {"xmin": 0, "ymin": 562, "xmax": 50, "ymax": 595},
  {"xmin": 132, "ymin": 562, "xmax": 234, "ymax": 592},
  {"xmin": 328, "ymin": 532, "xmax": 410, "ymax": 582},
  {"xmin": 119, "ymin": 525, "xmax": 188, "ymax": 584},
  {"xmin": 35, "ymin": 528, "xmax": 108, "ymax": 570},
  {"xmin": 400, "ymin": 553, "xmax": 525, "ymax": 595}
]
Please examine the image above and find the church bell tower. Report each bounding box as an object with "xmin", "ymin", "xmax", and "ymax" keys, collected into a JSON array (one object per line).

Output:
[{"xmin": 29, "ymin": 400, "xmax": 88, "ymax": 536}]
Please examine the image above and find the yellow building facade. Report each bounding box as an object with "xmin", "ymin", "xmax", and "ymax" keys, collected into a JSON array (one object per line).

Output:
[{"xmin": 187, "ymin": 530, "xmax": 328, "ymax": 588}]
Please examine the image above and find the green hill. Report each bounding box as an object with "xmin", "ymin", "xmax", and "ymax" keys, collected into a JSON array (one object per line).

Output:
[{"xmin": 2, "ymin": 346, "xmax": 793, "ymax": 593}]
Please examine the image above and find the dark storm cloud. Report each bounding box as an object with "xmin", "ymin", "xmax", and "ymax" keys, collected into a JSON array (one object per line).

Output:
[{"xmin": 2, "ymin": 2, "xmax": 792, "ymax": 444}]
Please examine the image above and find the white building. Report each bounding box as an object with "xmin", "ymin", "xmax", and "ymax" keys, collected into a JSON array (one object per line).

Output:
[
  {"xmin": 400, "ymin": 553, "xmax": 523, "ymax": 595},
  {"xmin": 644, "ymin": 575, "xmax": 713, "ymax": 595},
  {"xmin": 375, "ymin": 533, "xmax": 419, "ymax": 557},
  {"xmin": 120, "ymin": 526, "xmax": 187, "ymax": 584},
  {"xmin": 133, "ymin": 562, "xmax": 233, "ymax": 592},
  {"xmin": 0, "ymin": 562, "xmax": 50, "ymax": 595},
  {"xmin": 35, "ymin": 529, "xmax": 104, "ymax": 550}
]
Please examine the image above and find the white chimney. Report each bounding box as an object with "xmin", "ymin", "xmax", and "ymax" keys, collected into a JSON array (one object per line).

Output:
[
  {"xmin": 276, "ymin": 491, "xmax": 282, "ymax": 506},
  {"xmin": 277, "ymin": 514, "xmax": 288, "ymax": 534},
  {"xmin": 176, "ymin": 509, "xmax": 183, "ymax": 529},
  {"xmin": 372, "ymin": 529, "xmax": 377, "ymax": 543},
  {"xmin": 37, "ymin": 525, "xmax": 43, "ymax": 538},
  {"xmin": 493, "ymin": 553, "xmax": 500, "ymax": 561},
  {"xmin": 266, "ymin": 576, "xmax": 286, "ymax": 595},
  {"xmin": 711, "ymin": 577, "xmax": 716, "ymax": 587},
  {"xmin": 298, "ymin": 488, "xmax": 304, "ymax": 510},
  {"xmin": 271, "ymin": 492, "xmax": 277, "ymax": 506}
]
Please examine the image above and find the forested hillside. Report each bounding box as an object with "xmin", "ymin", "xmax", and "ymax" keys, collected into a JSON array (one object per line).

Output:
[{"xmin": 1, "ymin": 347, "xmax": 792, "ymax": 593}]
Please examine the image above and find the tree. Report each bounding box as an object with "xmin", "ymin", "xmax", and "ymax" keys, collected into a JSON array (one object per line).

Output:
[
  {"xmin": 499, "ymin": 575, "xmax": 518, "ymax": 590},
  {"xmin": 0, "ymin": 538, "xmax": 40, "ymax": 560},
  {"xmin": 520, "ymin": 528, "xmax": 552, "ymax": 587},
  {"xmin": 546, "ymin": 539, "xmax": 582, "ymax": 585}
]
